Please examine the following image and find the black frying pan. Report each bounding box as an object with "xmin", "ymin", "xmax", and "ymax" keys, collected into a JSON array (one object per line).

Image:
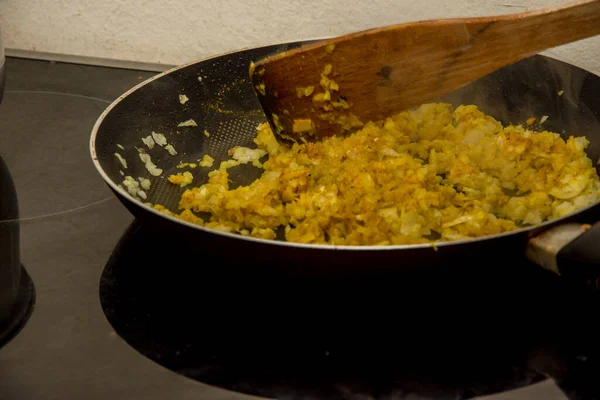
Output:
[{"xmin": 90, "ymin": 40, "xmax": 600, "ymax": 284}]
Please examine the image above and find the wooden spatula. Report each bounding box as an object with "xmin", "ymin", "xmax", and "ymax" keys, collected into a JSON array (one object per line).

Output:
[{"xmin": 250, "ymin": 0, "xmax": 600, "ymax": 140}]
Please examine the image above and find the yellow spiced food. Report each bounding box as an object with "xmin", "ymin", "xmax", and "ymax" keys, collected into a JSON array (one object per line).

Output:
[{"xmin": 157, "ymin": 103, "xmax": 600, "ymax": 246}]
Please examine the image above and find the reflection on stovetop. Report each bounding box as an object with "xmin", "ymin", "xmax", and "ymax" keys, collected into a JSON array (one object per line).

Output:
[
  {"xmin": 0, "ymin": 265, "xmax": 35, "ymax": 349},
  {"xmin": 100, "ymin": 221, "xmax": 600, "ymax": 400}
]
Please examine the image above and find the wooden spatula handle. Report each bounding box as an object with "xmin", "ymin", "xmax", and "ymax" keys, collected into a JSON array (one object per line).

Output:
[
  {"xmin": 251, "ymin": 0, "xmax": 600, "ymax": 139},
  {"xmin": 467, "ymin": 0, "xmax": 600, "ymax": 65}
]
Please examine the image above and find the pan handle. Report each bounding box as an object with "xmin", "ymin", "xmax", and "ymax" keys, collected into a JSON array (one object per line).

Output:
[{"xmin": 526, "ymin": 222, "xmax": 600, "ymax": 289}]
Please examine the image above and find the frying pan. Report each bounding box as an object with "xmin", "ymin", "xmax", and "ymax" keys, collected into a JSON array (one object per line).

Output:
[{"xmin": 90, "ymin": 40, "xmax": 600, "ymax": 283}]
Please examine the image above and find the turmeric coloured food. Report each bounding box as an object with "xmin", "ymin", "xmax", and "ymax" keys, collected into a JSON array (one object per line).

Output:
[{"xmin": 157, "ymin": 103, "xmax": 600, "ymax": 246}]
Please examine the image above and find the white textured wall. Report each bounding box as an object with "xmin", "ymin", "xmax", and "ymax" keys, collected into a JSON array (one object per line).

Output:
[{"xmin": 1, "ymin": 0, "xmax": 599, "ymax": 73}]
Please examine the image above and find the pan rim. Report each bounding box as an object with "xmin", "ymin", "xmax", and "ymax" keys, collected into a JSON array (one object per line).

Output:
[{"xmin": 90, "ymin": 41, "xmax": 600, "ymax": 252}]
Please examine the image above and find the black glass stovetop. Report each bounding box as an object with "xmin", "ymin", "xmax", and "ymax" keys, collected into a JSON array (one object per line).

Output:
[
  {"xmin": 0, "ymin": 56, "xmax": 598, "ymax": 400},
  {"xmin": 100, "ymin": 220, "xmax": 600, "ymax": 400}
]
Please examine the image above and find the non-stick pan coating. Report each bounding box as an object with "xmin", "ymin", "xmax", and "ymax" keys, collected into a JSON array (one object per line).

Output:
[
  {"xmin": 91, "ymin": 40, "xmax": 600, "ymax": 268},
  {"xmin": 93, "ymin": 42, "xmax": 311, "ymax": 212}
]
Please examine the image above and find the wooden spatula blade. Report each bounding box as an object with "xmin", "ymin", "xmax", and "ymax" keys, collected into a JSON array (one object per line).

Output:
[{"xmin": 250, "ymin": 0, "xmax": 600, "ymax": 140}]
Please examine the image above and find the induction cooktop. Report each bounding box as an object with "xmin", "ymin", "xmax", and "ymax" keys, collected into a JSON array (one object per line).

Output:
[{"xmin": 0, "ymin": 56, "xmax": 597, "ymax": 400}]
